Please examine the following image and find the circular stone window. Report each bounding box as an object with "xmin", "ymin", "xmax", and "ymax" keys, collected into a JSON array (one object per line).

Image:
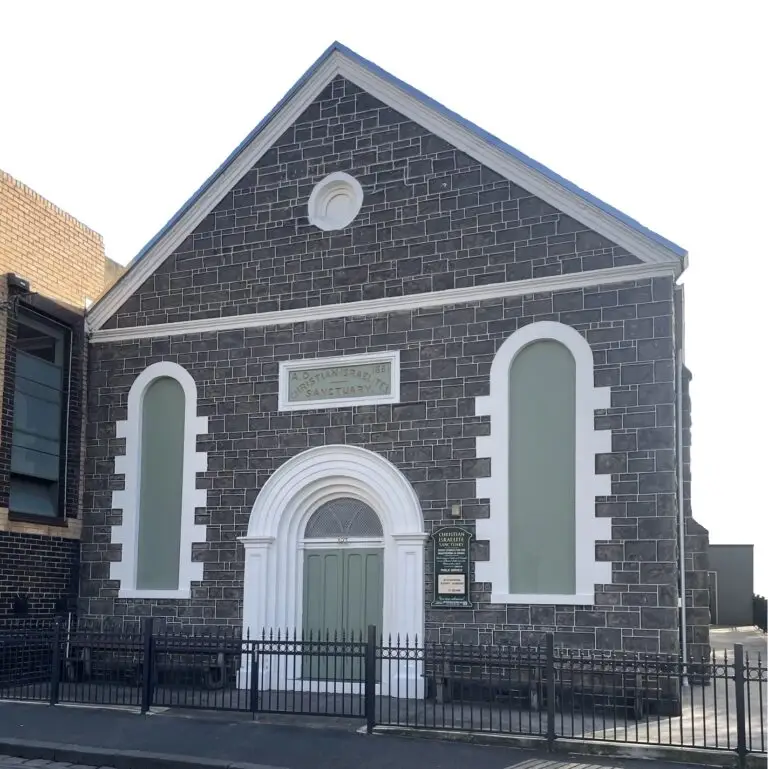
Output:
[{"xmin": 307, "ymin": 172, "xmax": 364, "ymax": 231}]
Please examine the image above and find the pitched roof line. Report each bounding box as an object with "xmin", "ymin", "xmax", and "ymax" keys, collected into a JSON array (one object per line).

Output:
[
  {"xmin": 95, "ymin": 41, "xmax": 685, "ymax": 315},
  {"xmin": 332, "ymin": 42, "xmax": 684, "ymax": 257}
]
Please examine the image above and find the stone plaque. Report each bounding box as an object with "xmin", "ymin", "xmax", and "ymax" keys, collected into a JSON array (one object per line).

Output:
[
  {"xmin": 287, "ymin": 361, "xmax": 393, "ymax": 404},
  {"xmin": 431, "ymin": 526, "xmax": 473, "ymax": 608}
]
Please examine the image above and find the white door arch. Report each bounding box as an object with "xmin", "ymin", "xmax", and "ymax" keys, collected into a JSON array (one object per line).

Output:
[{"xmin": 239, "ymin": 445, "xmax": 427, "ymax": 695}]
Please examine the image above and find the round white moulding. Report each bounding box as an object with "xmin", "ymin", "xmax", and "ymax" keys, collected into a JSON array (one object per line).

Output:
[{"xmin": 307, "ymin": 172, "xmax": 364, "ymax": 231}]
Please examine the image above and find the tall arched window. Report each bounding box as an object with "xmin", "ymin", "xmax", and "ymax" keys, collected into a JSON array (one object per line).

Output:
[
  {"xmin": 136, "ymin": 377, "xmax": 185, "ymax": 590},
  {"xmin": 475, "ymin": 321, "xmax": 612, "ymax": 605},
  {"xmin": 111, "ymin": 362, "xmax": 208, "ymax": 599},
  {"xmin": 508, "ymin": 340, "xmax": 576, "ymax": 595}
]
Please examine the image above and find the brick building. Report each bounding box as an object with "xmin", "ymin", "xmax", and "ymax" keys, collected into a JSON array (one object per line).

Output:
[
  {"xmin": 80, "ymin": 42, "xmax": 709, "ymax": 682},
  {"xmin": 0, "ymin": 169, "xmax": 123, "ymax": 618}
]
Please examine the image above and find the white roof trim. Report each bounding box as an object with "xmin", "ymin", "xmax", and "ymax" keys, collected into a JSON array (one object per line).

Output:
[
  {"xmin": 88, "ymin": 262, "xmax": 677, "ymax": 344},
  {"xmin": 88, "ymin": 49, "xmax": 682, "ymax": 332}
]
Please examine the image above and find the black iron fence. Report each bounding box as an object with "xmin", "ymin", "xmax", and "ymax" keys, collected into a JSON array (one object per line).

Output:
[{"xmin": 0, "ymin": 618, "xmax": 765, "ymax": 765}]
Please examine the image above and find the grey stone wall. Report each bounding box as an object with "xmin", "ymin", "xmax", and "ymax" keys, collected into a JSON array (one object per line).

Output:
[
  {"xmin": 83, "ymin": 275, "xmax": 686, "ymax": 653},
  {"xmin": 102, "ymin": 76, "xmax": 639, "ymax": 330},
  {"xmin": 682, "ymin": 365, "xmax": 710, "ymax": 660},
  {"xmin": 80, "ymin": 74, "xmax": 705, "ymax": 654}
]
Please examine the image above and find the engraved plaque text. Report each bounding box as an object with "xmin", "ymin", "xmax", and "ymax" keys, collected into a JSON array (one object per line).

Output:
[{"xmin": 287, "ymin": 361, "xmax": 393, "ymax": 404}]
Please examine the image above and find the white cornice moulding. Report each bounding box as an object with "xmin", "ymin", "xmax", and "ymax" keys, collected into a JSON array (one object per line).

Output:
[
  {"xmin": 89, "ymin": 262, "xmax": 677, "ymax": 344},
  {"xmin": 87, "ymin": 50, "xmax": 682, "ymax": 333}
]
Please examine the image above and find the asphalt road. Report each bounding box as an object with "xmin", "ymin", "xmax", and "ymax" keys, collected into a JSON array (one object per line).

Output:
[{"xmin": 0, "ymin": 702, "xmax": 716, "ymax": 769}]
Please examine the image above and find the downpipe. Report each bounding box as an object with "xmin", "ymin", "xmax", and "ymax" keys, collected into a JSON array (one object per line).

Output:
[{"xmin": 677, "ymin": 353, "xmax": 688, "ymax": 687}]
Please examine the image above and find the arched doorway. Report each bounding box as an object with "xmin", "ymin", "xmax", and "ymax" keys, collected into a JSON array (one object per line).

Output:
[{"xmin": 240, "ymin": 445, "xmax": 426, "ymax": 695}]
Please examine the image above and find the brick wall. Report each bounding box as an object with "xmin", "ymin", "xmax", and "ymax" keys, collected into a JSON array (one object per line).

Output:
[
  {"xmin": 0, "ymin": 285, "xmax": 87, "ymax": 618},
  {"xmin": 0, "ymin": 169, "xmax": 115, "ymax": 619},
  {"xmin": 0, "ymin": 530, "xmax": 79, "ymax": 618},
  {"xmin": 0, "ymin": 170, "xmax": 111, "ymax": 308}
]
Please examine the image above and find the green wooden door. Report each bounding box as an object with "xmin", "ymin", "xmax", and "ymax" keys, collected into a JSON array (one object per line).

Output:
[{"xmin": 302, "ymin": 548, "xmax": 383, "ymax": 680}]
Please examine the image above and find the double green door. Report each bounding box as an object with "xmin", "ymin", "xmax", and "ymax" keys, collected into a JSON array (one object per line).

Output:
[{"xmin": 302, "ymin": 548, "xmax": 383, "ymax": 680}]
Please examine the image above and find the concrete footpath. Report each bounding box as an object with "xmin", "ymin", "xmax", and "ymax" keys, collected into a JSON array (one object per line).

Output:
[{"xmin": 0, "ymin": 702, "xmax": 747, "ymax": 769}]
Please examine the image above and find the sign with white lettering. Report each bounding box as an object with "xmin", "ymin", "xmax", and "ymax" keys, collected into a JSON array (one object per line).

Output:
[{"xmin": 431, "ymin": 526, "xmax": 473, "ymax": 608}]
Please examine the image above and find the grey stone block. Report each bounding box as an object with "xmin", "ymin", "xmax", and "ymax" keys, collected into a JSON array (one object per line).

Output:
[{"xmin": 641, "ymin": 607, "xmax": 678, "ymax": 629}]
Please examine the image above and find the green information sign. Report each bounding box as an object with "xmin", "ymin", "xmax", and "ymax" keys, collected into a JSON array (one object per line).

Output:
[{"xmin": 431, "ymin": 526, "xmax": 473, "ymax": 608}]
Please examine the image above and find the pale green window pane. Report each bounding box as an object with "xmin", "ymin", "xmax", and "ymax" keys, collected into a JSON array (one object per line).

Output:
[
  {"xmin": 136, "ymin": 377, "xmax": 185, "ymax": 590},
  {"xmin": 509, "ymin": 340, "xmax": 576, "ymax": 595}
]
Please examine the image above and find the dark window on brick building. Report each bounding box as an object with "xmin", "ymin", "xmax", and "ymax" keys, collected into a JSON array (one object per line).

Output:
[{"xmin": 9, "ymin": 309, "xmax": 70, "ymax": 518}]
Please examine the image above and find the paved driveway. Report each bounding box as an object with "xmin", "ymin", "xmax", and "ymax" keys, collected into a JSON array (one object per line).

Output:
[{"xmin": 709, "ymin": 627, "xmax": 766, "ymax": 657}]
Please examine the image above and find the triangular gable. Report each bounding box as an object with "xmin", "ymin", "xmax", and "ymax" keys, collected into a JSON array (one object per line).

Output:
[{"xmin": 88, "ymin": 41, "xmax": 686, "ymax": 332}]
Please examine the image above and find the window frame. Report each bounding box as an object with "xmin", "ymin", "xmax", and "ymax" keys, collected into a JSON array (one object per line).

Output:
[
  {"xmin": 474, "ymin": 320, "xmax": 613, "ymax": 605},
  {"xmin": 7, "ymin": 306, "xmax": 73, "ymax": 523},
  {"xmin": 110, "ymin": 361, "xmax": 208, "ymax": 600}
]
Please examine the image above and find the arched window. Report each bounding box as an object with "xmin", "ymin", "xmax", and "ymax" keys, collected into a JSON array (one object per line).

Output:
[
  {"xmin": 111, "ymin": 362, "xmax": 208, "ymax": 599},
  {"xmin": 304, "ymin": 498, "xmax": 383, "ymax": 539},
  {"xmin": 136, "ymin": 377, "xmax": 185, "ymax": 590},
  {"xmin": 508, "ymin": 340, "xmax": 576, "ymax": 595},
  {"xmin": 475, "ymin": 321, "xmax": 612, "ymax": 605}
]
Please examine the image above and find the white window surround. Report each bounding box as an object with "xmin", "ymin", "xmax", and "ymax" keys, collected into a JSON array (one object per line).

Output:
[
  {"xmin": 475, "ymin": 321, "xmax": 612, "ymax": 606},
  {"xmin": 307, "ymin": 172, "xmax": 364, "ymax": 231},
  {"xmin": 277, "ymin": 351, "xmax": 400, "ymax": 412},
  {"xmin": 110, "ymin": 361, "xmax": 208, "ymax": 599},
  {"xmin": 239, "ymin": 444, "xmax": 426, "ymax": 697}
]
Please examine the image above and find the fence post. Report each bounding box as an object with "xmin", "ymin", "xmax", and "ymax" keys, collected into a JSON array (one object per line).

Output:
[
  {"xmin": 365, "ymin": 624, "xmax": 377, "ymax": 734},
  {"xmin": 546, "ymin": 633, "xmax": 556, "ymax": 750},
  {"xmin": 141, "ymin": 617, "xmax": 154, "ymax": 714},
  {"xmin": 249, "ymin": 645, "xmax": 259, "ymax": 715},
  {"xmin": 733, "ymin": 643, "xmax": 747, "ymax": 769},
  {"xmin": 49, "ymin": 618, "xmax": 62, "ymax": 706}
]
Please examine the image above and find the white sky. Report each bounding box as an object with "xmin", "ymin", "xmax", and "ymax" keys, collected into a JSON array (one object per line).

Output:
[{"xmin": 2, "ymin": 2, "xmax": 766, "ymax": 594}]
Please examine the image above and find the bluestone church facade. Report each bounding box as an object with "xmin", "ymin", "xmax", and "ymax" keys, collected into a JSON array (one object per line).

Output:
[{"xmin": 80, "ymin": 43, "xmax": 710, "ymax": 667}]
